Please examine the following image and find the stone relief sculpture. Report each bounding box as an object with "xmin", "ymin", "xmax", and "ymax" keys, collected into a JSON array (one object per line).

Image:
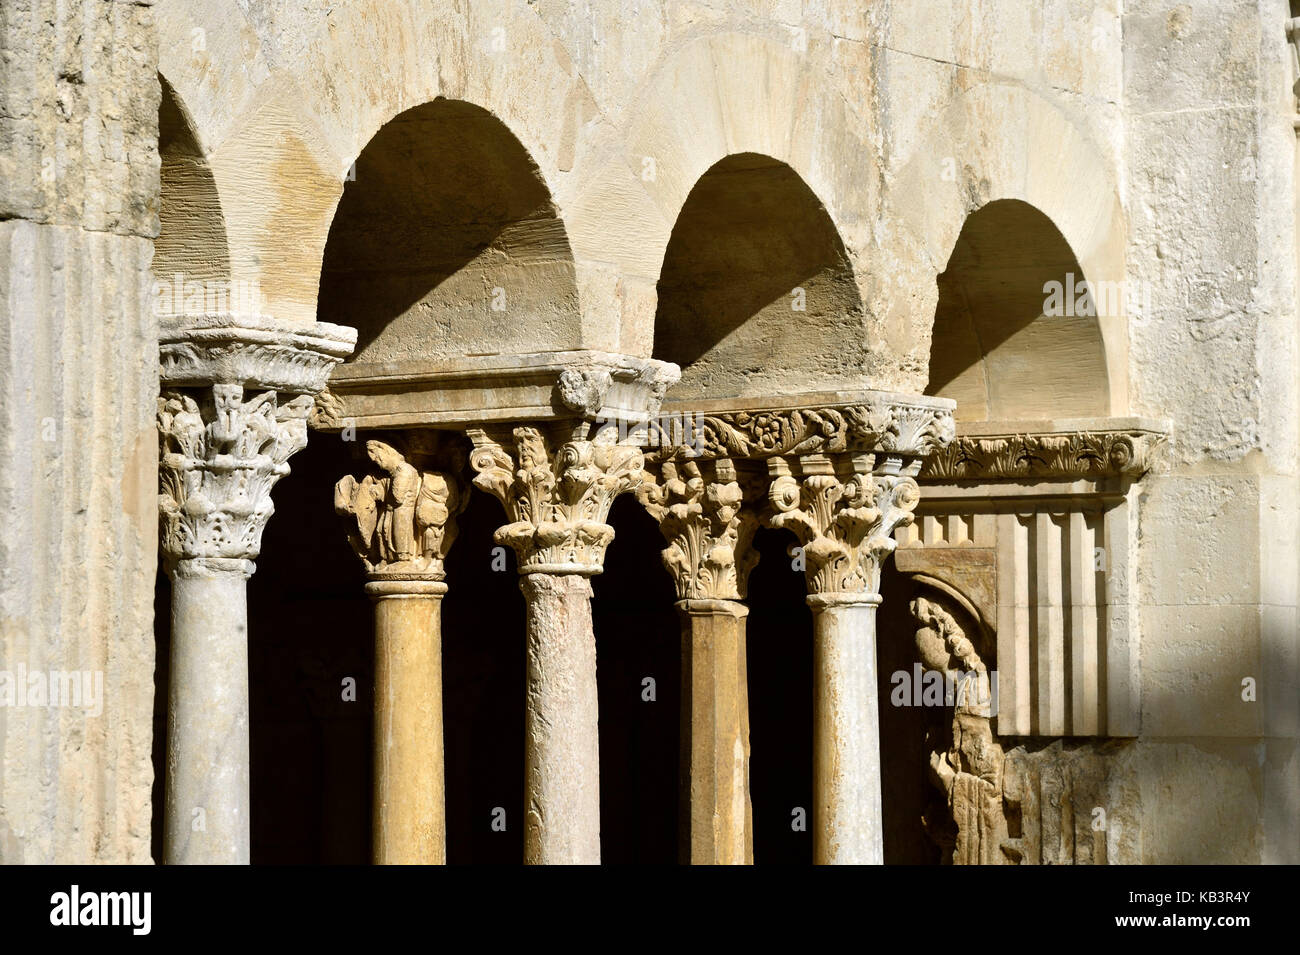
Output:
[
  {"xmin": 911, "ymin": 594, "xmax": 1011, "ymax": 865},
  {"xmin": 333, "ymin": 439, "xmax": 464, "ymax": 577}
]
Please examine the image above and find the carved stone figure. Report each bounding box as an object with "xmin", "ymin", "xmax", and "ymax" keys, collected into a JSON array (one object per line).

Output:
[{"xmin": 334, "ymin": 439, "xmax": 465, "ymax": 577}]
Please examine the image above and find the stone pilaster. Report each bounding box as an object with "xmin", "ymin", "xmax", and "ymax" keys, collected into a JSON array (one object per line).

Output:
[
  {"xmin": 158, "ymin": 315, "xmax": 354, "ymax": 865},
  {"xmin": 334, "ymin": 438, "xmax": 467, "ymax": 865},
  {"xmin": 638, "ymin": 457, "xmax": 757, "ymax": 864},
  {"xmin": 766, "ymin": 452, "xmax": 922, "ymax": 865},
  {"xmin": 468, "ymin": 424, "xmax": 644, "ymax": 864}
]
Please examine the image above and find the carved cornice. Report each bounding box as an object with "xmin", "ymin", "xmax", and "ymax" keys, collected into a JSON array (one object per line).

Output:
[
  {"xmin": 334, "ymin": 440, "xmax": 468, "ymax": 580},
  {"xmin": 160, "ymin": 314, "xmax": 356, "ymax": 395},
  {"xmin": 467, "ymin": 426, "xmax": 645, "ymax": 576},
  {"xmin": 322, "ymin": 351, "xmax": 678, "ymax": 430},
  {"xmin": 158, "ymin": 384, "xmax": 313, "ymax": 574},
  {"xmin": 637, "ymin": 458, "xmax": 759, "ymax": 601},
  {"xmin": 766, "ymin": 454, "xmax": 921, "ymax": 599},
  {"xmin": 650, "ymin": 396, "xmax": 955, "ymax": 462},
  {"xmin": 921, "ymin": 429, "xmax": 1166, "ymax": 482}
]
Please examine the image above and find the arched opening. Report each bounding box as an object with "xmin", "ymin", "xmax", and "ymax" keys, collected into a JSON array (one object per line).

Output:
[
  {"xmin": 653, "ymin": 153, "xmax": 866, "ymax": 401},
  {"xmin": 317, "ymin": 99, "xmax": 580, "ymax": 362},
  {"xmin": 927, "ymin": 199, "xmax": 1110, "ymax": 421}
]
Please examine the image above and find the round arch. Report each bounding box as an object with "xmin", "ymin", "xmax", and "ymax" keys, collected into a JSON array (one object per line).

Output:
[
  {"xmin": 928, "ymin": 199, "xmax": 1111, "ymax": 421},
  {"xmin": 653, "ymin": 152, "xmax": 866, "ymax": 400},
  {"xmin": 318, "ymin": 98, "xmax": 580, "ymax": 363},
  {"xmin": 886, "ymin": 83, "xmax": 1129, "ymax": 413}
]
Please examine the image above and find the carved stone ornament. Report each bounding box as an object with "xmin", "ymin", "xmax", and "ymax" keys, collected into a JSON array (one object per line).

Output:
[
  {"xmin": 921, "ymin": 429, "xmax": 1165, "ymax": 481},
  {"xmin": 467, "ymin": 426, "xmax": 645, "ymax": 575},
  {"xmin": 910, "ymin": 593, "xmax": 1008, "ymax": 865},
  {"xmin": 158, "ymin": 384, "xmax": 314, "ymax": 574},
  {"xmin": 649, "ymin": 399, "xmax": 955, "ymax": 462},
  {"xmin": 637, "ymin": 457, "xmax": 759, "ymax": 601},
  {"xmin": 767, "ymin": 455, "xmax": 921, "ymax": 597},
  {"xmin": 159, "ymin": 314, "xmax": 357, "ymax": 395},
  {"xmin": 334, "ymin": 440, "xmax": 468, "ymax": 579}
]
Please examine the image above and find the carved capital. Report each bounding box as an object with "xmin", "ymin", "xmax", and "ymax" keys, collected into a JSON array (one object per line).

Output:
[
  {"xmin": 158, "ymin": 384, "xmax": 314, "ymax": 574},
  {"xmin": 334, "ymin": 439, "xmax": 468, "ymax": 581},
  {"xmin": 766, "ymin": 454, "xmax": 921, "ymax": 599},
  {"xmin": 467, "ymin": 425, "xmax": 645, "ymax": 576},
  {"xmin": 637, "ymin": 457, "xmax": 759, "ymax": 601}
]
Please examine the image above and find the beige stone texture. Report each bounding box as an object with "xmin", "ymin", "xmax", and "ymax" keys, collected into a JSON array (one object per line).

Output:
[{"xmin": 2, "ymin": 0, "xmax": 1298, "ymax": 867}]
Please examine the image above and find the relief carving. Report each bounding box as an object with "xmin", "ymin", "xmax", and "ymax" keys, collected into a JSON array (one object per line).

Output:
[
  {"xmin": 158, "ymin": 383, "xmax": 314, "ymax": 572},
  {"xmin": 637, "ymin": 457, "xmax": 759, "ymax": 601},
  {"xmin": 767, "ymin": 456, "xmax": 920, "ymax": 597},
  {"xmin": 921, "ymin": 430, "xmax": 1165, "ymax": 481},
  {"xmin": 333, "ymin": 439, "xmax": 467, "ymax": 579},
  {"xmin": 467, "ymin": 426, "xmax": 645, "ymax": 575}
]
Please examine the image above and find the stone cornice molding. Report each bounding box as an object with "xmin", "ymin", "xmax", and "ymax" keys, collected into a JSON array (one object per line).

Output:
[
  {"xmin": 920, "ymin": 424, "xmax": 1168, "ymax": 482},
  {"xmin": 466, "ymin": 425, "xmax": 645, "ymax": 576},
  {"xmin": 319, "ymin": 350, "xmax": 679, "ymax": 431},
  {"xmin": 766, "ymin": 453, "xmax": 922, "ymax": 599},
  {"xmin": 160, "ymin": 314, "xmax": 357, "ymax": 395},
  {"xmin": 334, "ymin": 439, "xmax": 469, "ymax": 581},
  {"xmin": 636, "ymin": 457, "xmax": 759, "ymax": 601},
  {"xmin": 649, "ymin": 392, "xmax": 955, "ymax": 462},
  {"xmin": 158, "ymin": 383, "xmax": 313, "ymax": 574}
]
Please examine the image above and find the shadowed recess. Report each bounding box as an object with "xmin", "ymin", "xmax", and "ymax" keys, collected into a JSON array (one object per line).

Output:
[
  {"xmin": 155, "ymin": 74, "xmax": 231, "ymax": 296},
  {"xmin": 318, "ymin": 99, "xmax": 580, "ymax": 361},
  {"xmin": 927, "ymin": 199, "xmax": 1109, "ymax": 422},
  {"xmin": 653, "ymin": 153, "xmax": 866, "ymax": 401}
]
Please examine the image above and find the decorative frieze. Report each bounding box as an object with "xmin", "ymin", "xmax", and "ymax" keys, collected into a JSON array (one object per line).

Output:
[
  {"xmin": 767, "ymin": 454, "xmax": 922, "ymax": 598},
  {"xmin": 637, "ymin": 458, "xmax": 759, "ymax": 601},
  {"xmin": 921, "ymin": 429, "xmax": 1165, "ymax": 481},
  {"xmin": 334, "ymin": 439, "xmax": 467, "ymax": 580},
  {"xmin": 650, "ymin": 396, "xmax": 954, "ymax": 461},
  {"xmin": 466, "ymin": 426, "xmax": 645, "ymax": 575}
]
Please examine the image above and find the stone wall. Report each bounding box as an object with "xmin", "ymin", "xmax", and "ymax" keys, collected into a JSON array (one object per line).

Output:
[{"xmin": 0, "ymin": 0, "xmax": 160, "ymax": 863}]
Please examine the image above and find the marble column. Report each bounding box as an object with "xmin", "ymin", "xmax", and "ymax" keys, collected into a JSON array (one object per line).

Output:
[
  {"xmin": 157, "ymin": 315, "xmax": 356, "ymax": 867},
  {"xmin": 468, "ymin": 424, "xmax": 645, "ymax": 864},
  {"xmin": 157, "ymin": 315, "xmax": 355, "ymax": 865},
  {"xmin": 767, "ymin": 452, "xmax": 921, "ymax": 865},
  {"xmin": 335, "ymin": 439, "xmax": 467, "ymax": 864},
  {"xmin": 639, "ymin": 458, "xmax": 758, "ymax": 864}
]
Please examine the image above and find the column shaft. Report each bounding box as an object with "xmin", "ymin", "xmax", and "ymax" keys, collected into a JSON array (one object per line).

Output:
[
  {"xmin": 520, "ymin": 573, "xmax": 600, "ymax": 864},
  {"xmin": 164, "ymin": 565, "xmax": 251, "ymax": 865},
  {"xmin": 678, "ymin": 599, "xmax": 753, "ymax": 864},
  {"xmin": 371, "ymin": 585, "xmax": 447, "ymax": 864},
  {"xmin": 810, "ymin": 594, "xmax": 883, "ymax": 865}
]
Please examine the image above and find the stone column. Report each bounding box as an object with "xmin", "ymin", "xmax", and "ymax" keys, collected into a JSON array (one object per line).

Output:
[
  {"xmin": 157, "ymin": 315, "xmax": 355, "ymax": 864},
  {"xmin": 468, "ymin": 425, "xmax": 645, "ymax": 864},
  {"xmin": 767, "ymin": 452, "xmax": 921, "ymax": 865},
  {"xmin": 334, "ymin": 439, "xmax": 467, "ymax": 864},
  {"xmin": 638, "ymin": 458, "xmax": 758, "ymax": 864}
]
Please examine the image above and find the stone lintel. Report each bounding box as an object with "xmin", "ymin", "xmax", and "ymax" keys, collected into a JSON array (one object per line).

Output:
[{"xmin": 317, "ymin": 350, "xmax": 680, "ymax": 431}]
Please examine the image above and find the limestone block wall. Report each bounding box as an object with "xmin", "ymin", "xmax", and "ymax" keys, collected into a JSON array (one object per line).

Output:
[
  {"xmin": 1124, "ymin": 0, "xmax": 1300, "ymax": 864},
  {"xmin": 0, "ymin": 0, "xmax": 160, "ymax": 863}
]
